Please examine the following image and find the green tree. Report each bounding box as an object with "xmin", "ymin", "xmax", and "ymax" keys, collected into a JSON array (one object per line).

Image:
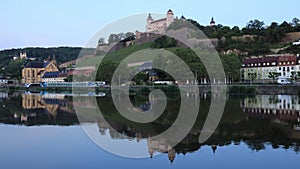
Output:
[
  {"xmin": 5, "ymin": 58, "xmax": 25, "ymax": 80},
  {"xmin": 133, "ymin": 72, "xmax": 148, "ymax": 85},
  {"xmin": 266, "ymin": 22, "xmax": 286, "ymax": 43},
  {"xmin": 96, "ymin": 60, "xmax": 116, "ymax": 82},
  {"xmin": 151, "ymin": 35, "xmax": 177, "ymax": 48},
  {"xmin": 125, "ymin": 32, "xmax": 135, "ymax": 38},
  {"xmin": 290, "ymin": 71, "xmax": 300, "ymax": 81},
  {"xmin": 291, "ymin": 17, "xmax": 300, "ymax": 27},
  {"xmin": 248, "ymin": 72, "xmax": 257, "ymax": 84},
  {"xmin": 108, "ymin": 34, "xmax": 119, "ymax": 44},
  {"xmin": 221, "ymin": 54, "xmax": 242, "ymax": 82},
  {"xmin": 98, "ymin": 37, "xmax": 105, "ymax": 45},
  {"xmin": 96, "ymin": 60, "xmax": 130, "ymax": 84},
  {"xmin": 268, "ymin": 72, "xmax": 280, "ymax": 80}
]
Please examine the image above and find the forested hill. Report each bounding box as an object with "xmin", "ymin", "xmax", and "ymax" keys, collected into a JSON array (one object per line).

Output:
[
  {"xmin": 0, "ymin": 47, "xmax": 95, "ymax": 66},
  {"xmin": 0, "ymin": 47, "xmax": 95, "ymax": 79}
]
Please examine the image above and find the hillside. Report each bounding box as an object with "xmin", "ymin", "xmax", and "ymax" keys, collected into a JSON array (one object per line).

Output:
[
  {"xmin": 76, "ymin": 42, "xmax": 152, "ymax": 67},
  {"xmin": 0, "ymin": 47, "xmax": 95, "ymax": 78}
]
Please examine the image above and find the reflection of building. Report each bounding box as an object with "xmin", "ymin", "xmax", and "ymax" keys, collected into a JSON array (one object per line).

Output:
[
  {"xmin": 146, "ymin": 9, "xmax": 174, "ymax": 34},
  {"xmin": 241, "ymin": 95, "xmax": 300, "ymax": 122},
  {"xmin": 147, "ymin": 137, "xmax": 175, "ymax": 162},
  {"xmin": 22, "ymin": 93, "xmax": 60, "ymax": 118},
  {"xmin": 21, "ymin": 93, "xmax": 75, "ymax": 123}
]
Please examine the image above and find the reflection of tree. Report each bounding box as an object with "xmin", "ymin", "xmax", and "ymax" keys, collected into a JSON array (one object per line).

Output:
[
  {"xmin": 245, "ymin": 140, "xmax": 266, "ymax": 151},
  {"xmin": 268, "ymin": 96, "xmax": 280, "ymax": 104},
  {"xmin": 2, "ymin": 93, "xmax": 300, "ymax": 159}
]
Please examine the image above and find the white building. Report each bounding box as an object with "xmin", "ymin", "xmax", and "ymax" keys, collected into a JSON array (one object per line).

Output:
[
  {"xmin": 146, "ymin": 9, "xmax": 174, "ymax": 34},
  {"xmin": 241, "ymin": 54, "xmax": 300, "ymax": 81}
]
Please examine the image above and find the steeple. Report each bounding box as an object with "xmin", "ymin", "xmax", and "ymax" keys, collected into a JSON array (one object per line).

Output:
[
  {"xmin": 166, "ymin": 9, "xmax": 174, "ymax": 27},
  {"xmin": 210, "ymin": 17, "xmax": 216, "ymax": 26},
  {"xmin": 147, "ymin": 13, "xmax": 153, "ymax": 21},
  {"xmin": 52, "ymin": 54, "xmax": 57, "ymax": 65},
  {"xmin": 167, "ymin": 9, "xmax": 174, "ymax": 15}
]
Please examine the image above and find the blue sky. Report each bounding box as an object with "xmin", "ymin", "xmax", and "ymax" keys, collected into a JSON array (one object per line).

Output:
[{"xmin": 0, "ymin": 0, "xmax": 299, "ymax": 50}]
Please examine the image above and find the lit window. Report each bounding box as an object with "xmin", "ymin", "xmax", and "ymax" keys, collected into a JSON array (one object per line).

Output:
[
  {"xmin": 263, "ymin": 63, "xmax": 266, "ymax": 66},
  {"xmin": 267, "ymin": 63, "xmax": 269, "ymax": 66}
]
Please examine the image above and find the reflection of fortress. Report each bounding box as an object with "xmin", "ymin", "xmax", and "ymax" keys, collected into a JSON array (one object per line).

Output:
[{"xmin": 242, "ymin": 95, "xmax": 300, "ymax": 122}]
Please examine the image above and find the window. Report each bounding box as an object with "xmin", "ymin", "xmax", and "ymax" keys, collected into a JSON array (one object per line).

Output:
[
  {"xmin": 263, "ymin": 63, "xmax": 266, "ymax": 66},
  {"xmin": 267, "ymin": 63, "xmax": 270, "ymax": 66},
  {"xmin": 258, "ymin": 63, "xmax": 261, "ymax": 66},
  {"xmin": 283, "ymin": 67, "xmax": 285, "ymax": 71},
  {"xmin": 287, "ymin": 67, "xmax": 290, "ymax": 71},
  {"xmin": 279, "ymin": 67, "xmax": 281, "ymax": 70},
  {"xmin": 279, "ymin": 62, "xmax": 282, "ymax": 65},
  {"xmin": 292, "ymin": 67, "xmax": 294, "ymax": 70}
]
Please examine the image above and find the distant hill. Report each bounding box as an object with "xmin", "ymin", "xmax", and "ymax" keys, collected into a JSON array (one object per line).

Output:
[
  {"xmin": 0, "ymin": 47, "xmax": 95, "ymax": 78},
  {"xmin": 0, "ymin": 47, "xmax": 95, "ymax": 67}
]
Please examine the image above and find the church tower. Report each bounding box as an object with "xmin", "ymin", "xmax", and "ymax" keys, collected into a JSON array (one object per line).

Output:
[
  {"xmin": 146, "ymin": 13, "xmax": 154, "ymax": 31},
  {"xmin": 210, "ymin": 17, "xmax": 216, "ymax": 27},
  {"xmin": 166, "ymin": 9, "xmax": 174, "ymax": 27}
]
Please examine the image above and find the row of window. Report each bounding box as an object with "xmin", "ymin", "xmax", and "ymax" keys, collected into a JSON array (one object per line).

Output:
[
  {"xmin": 278, "ymin": 61, "xmax": 296, "ymax": 65},
  {"xmin": 243, "ymin": 66, "xmax": 297, "ymax": 72},
  {"xmin": 243, "ymin": 60, "xmax": 299, "ymax": 67},
  {"xmin": 26, "ymin": 70, "xmax": 36, "ymax": 77}
]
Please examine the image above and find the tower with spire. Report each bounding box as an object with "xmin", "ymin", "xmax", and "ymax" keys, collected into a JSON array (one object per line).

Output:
[
  {"xmin": 210, "ymin": 17, "xmax": 216, "ymax": 27},
  {"xmin": 166, "ymin": 9, "xmax": 174, "ymax": 27}
]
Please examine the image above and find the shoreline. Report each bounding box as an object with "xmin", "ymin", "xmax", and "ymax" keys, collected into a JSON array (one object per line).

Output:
[{"xmin": 1, "ymin": 84, "xmax": 300, "ymax": 95}]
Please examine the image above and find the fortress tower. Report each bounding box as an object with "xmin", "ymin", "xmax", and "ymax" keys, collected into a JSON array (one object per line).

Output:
[{"xmin": 166, "ymin": 9, "xmax": 174, "ymax": 27}]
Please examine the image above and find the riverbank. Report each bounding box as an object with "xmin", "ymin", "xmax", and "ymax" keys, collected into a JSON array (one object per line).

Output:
[{"xmin": 1, "ymin": 84, "xmax": 300, "ymax": 95}]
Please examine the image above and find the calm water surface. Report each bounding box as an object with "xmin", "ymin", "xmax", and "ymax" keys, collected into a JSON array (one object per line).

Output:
[{"xmin": 0, "ymin": 92, "xmax": 299, "ymax": 169}]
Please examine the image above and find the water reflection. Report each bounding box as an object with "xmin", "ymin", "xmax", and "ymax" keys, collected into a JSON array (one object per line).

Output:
[
  {"xmin": 0, "ymin": 92, "xmax": 300, "ymax": 162},
  {"xmin": 242, "ymin": 95, "xmax": 300, "ymax": 123}
]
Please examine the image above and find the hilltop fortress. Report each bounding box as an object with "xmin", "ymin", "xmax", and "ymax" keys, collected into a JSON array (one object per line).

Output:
[
  {"xmin": 146, "ymin": 9, "xmax": 175, "ymax": 34},
  {"xmin": 95, "ymin": 9, "xmax": 217, "ymax": 54}
]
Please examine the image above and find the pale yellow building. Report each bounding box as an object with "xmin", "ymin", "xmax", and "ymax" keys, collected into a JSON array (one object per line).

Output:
[{"xmin": 22, "ymin": 60, "xmax": 59, "ymax": 84}]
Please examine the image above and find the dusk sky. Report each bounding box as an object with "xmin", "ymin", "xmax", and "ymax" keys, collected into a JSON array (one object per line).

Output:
[{"xmin": 1, "ymin": 0, "xmax": 299, "ymax": 50}]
